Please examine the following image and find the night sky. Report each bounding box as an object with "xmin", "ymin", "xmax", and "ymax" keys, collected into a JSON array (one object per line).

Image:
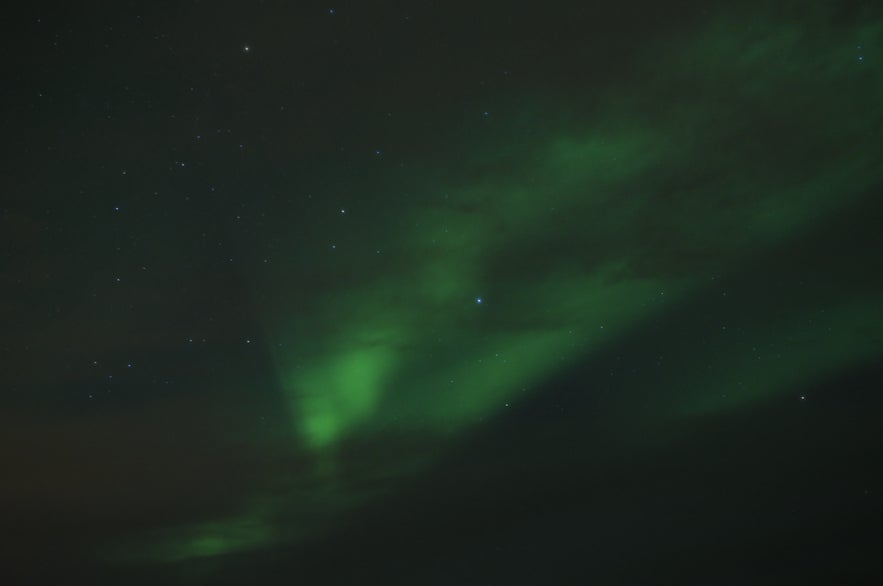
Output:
[{"xmin": 3, "ymin": 1, "xmax": 883, "ymax": 584}]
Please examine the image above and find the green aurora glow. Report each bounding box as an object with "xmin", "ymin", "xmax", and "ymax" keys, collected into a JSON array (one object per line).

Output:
[
  {"xmin": 266, "ymin": 8, "xmax": 882, "ymax": 448},
  {"xmin": 106, "ymin": 3, "xmax": 883, "ymax": 566}
]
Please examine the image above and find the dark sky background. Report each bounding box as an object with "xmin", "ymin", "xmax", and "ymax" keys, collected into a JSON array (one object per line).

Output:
[{"xmin": 2, "ymin": 1, "xmax": 883, "ymax": 584}]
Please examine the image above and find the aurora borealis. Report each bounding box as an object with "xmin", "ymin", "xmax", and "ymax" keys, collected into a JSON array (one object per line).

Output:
[{"xmin": 3, "ymin": 1, "xmax": 883, "ymax": 583}]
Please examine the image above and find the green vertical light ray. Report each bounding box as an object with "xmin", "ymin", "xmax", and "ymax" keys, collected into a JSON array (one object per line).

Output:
[{"xmin": 291, "ymin": 338, "xmax": 398, "ymax": 449}]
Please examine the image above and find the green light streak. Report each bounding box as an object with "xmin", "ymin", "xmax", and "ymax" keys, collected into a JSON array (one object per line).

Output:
[
  {"xmin": 669, "ymin": 297, "xmax": 883, "ymax": 418},
  {"xmin": 108, "ymin": 511, "xmax": 275, "ymax": 564}
]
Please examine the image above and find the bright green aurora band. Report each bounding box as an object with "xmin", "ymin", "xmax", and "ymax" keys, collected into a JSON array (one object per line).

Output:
[{"xmin": 111, "ymin": 5, "xmax": 883, "ymax": 565}]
